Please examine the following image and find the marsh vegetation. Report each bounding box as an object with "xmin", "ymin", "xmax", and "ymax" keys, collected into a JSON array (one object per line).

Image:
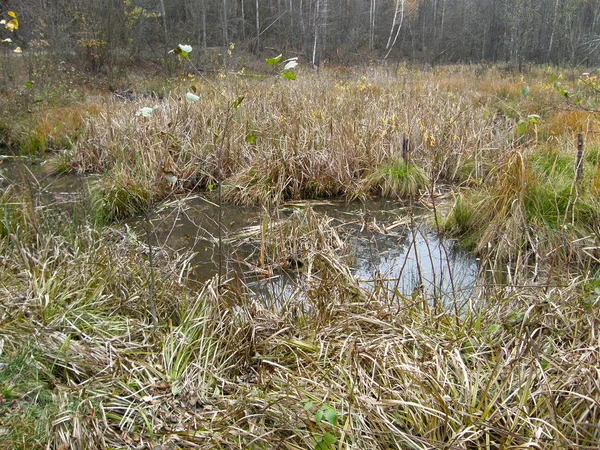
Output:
[{"xmin": 1, "ymin": 49, "xmax": 600, "ymax": 449}]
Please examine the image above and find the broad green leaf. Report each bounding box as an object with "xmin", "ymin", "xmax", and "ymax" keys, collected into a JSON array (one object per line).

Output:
[
  {"xmin": 245, "ymin": 134, "xmax": 256, "ymax": 144},
  {"xmin": 314, "ymin": 408, "xmax": 324, "ymax": 425},
  {"xmin": 521, "ymin": 85, "xmax": 530, "ymax": 97},
  {"xmin": 233, "ymin": 95, "xmax": 245, "ymax": 109},
  {"xmin": 587, "ymin": 99, "xmax": 596, "ymax": 108},
  {"xmin": 553, "ymin": 81, "xmax": 561, "ymax": 89},
  {"xmin": 541, "ymin": 358, "xmax": 550, "ymax": 370},
  {"xmin": 322, "ymin": 433, "xmax": 336, "ymax": 444},
  {"xmin": 186, "ymin": 92, "xmax": 200, "ymax": 102},
  {"xmin": 24, "ymin": 81, "xmax": 33, "ymax": 88},
  {"xmin": 517, "ymin": 119, "xmax": 526, "ymax": 134},
  {"xmin": 266, "ymin": 54, "xmax": 282, "ymax": 65},
  {"xmin": 314, "ymin": 441, "xmax": 330, "ymax": 450},
  {"xmin": 281, "ymin": 71, "xmax": 296, "ymax": 80},
  {"xmin": 324, "ymin": 408, "xmax": 337, "ymax": 426},
  {"xmin": 303, "ymin": 401, "xmax": 313, "ymax": 411}
]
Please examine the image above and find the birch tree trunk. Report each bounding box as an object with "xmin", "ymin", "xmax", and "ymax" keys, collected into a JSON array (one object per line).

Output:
[{"xmin": 384, "ymin": 0, "xmax": 404, "ymax": 58}]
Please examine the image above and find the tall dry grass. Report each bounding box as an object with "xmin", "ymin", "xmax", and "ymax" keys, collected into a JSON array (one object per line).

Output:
[{"xmin": 67, "ymin": 66, "xmax": 513, "ymax": 211}]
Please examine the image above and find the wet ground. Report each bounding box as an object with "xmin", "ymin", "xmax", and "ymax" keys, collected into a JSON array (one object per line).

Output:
[{"xmin": 1, "ymin": 157, "xmax": 478, "ymax": 306}]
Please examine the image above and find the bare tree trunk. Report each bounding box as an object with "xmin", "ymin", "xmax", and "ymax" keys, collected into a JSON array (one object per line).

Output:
[
  {"xmin": 369, "ymin": 0, "xmax": 376, "ymax": 50},
  {"xmin": 222, "ymin": 0, "xmax": 229, "ymax": 46},
  {"xmin": 202, "ymin": 0, "xmax": 207, "ymax": 48},
  {"xmin": 256, "ymin": 0, "xmax": 261, "ymax": 51},
  {"xmin": 158, "ymin": 0, "xmax": 168, "ymax": 45},
  {"xmin": 547, "ymin": 0, "xmax": 560, "ymax": 61},
  {"xmin": 384, "ymin": 0, "xmax": 404, "ymax": 59},
  {"xmin": 312, "ymin": 0, "xmax": 320, "ymax": 66},
  {"xmin": 386, "ymin": 0, "xmax": 400, "ymax": 49},
  {"xmin": 242, "ymin": 0, "xmax": 246, "ymax": 40}
]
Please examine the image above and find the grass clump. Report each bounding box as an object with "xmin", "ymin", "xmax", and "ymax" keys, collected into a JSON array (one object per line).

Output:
[
  {"xmin": 88, "ymin": 171, "xmax": 158, "ymax": 223},
  {"xmin": 364, "ymin": 159, "xmax": 429, "ymax": 198},
  {"xmin": 444, "ymin": 146, "xmax": 599, "ymax": 265}
]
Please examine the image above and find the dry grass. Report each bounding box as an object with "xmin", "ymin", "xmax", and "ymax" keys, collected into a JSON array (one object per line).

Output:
[
  {"xmin": 1, "ymin": 63, "xmax": 599, "ymax": 449},
  {"xmin": 0, "ymin": 187, "xmax": 598, "ymax": 449},
  {"xmin": 64, "ymin": 66, "xmax": 514, "ymax": 213}
]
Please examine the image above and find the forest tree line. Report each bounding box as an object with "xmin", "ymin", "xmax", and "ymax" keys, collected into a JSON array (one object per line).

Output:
[{"xmin": 3, "ymin": 0, "xmax": 600, "ymax": 69}]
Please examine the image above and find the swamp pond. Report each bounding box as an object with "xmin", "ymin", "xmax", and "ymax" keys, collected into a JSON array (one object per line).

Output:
[{"xmin": 1, "ymin": 157, "xmax": 479, "ymax": 307}]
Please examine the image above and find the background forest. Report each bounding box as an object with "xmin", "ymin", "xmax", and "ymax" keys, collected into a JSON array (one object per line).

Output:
[
  {"xmin": 1, "ymin": 1, "xmax": 600, "ymax": 449},
  {"xmin": 3, "ymin": 0, "xmax": 600, "ymax": 70}
]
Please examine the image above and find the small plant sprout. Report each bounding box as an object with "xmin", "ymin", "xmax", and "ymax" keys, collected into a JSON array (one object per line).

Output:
[
  {"xmin": 265, "ymin": 54, "xmax": 299, "ymax": 79},
  {"xmin": 169, "ymin": 44, "xmax": 193, "ymax": 59}
]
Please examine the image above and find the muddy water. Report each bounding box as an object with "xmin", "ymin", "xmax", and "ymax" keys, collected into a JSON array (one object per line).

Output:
[
  {"xmin": 1, "ymin": 158, "xmax": 478, "ymax": 305},
  {"xmin": 142, "ymin": 196, "xmax": 478, "ymax": 305},
  {"xmin": 0, "ymin": 157, "xmax": 84, "ymax": 204}
]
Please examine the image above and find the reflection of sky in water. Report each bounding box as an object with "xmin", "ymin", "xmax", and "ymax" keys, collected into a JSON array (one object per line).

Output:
[
  {"xmin": 352, "ymin": 228, "xmax": 478, "ymax": 305},
  {"xmin": 249, "ymin": 227, "xmax": 478, "ymax": 308}
]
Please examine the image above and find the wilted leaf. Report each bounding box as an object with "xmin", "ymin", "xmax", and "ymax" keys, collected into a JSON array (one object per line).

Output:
[
  {"xmin": 2, "ymin": 38, "xmax": 12, "ymax": 43},
  {"xmin": 266, "ymin": 54, "xmax": 282, "ymax": 65},
  {"xmin": 186, "ymin": 92, "xmax": 200, "ymax": 102},
  {"xmin": 170, "ymin": 44, "xmax": 192, "ymax": 59},
  {"xmin": 284, "ymin": 58, "xmax": 298, "ymax": 70},
  {"xmin": 164, "ymin": 173, "xmax": 178, "ymax": 184},
  {"xmin": 0, "ymin": 20, "xmax": 5, "ymax": 25},
  {"xmin": 281, "ymin": 71, "xmax": 296, "ymax": 80},
  {"xmin": 5, "ymin": 19, "xmax": 18, "ymax": 32},
  {"xmin": 13, "ymin": 46, "xmax": 22, "ymax": 53}
]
